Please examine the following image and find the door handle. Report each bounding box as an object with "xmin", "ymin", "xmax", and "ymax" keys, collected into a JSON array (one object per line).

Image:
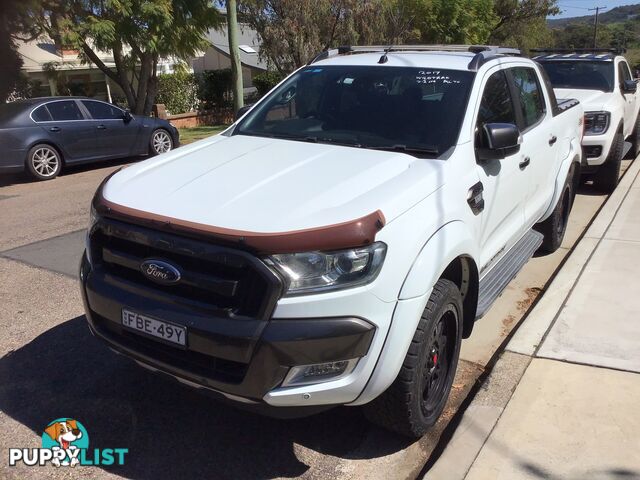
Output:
[
  {"xmin": 519, "ymin": 157, "xmax": 531, "ymax": 170},
  {"xmin": 49, "ymin": 126, "xmax": 60, "ymax": 132},
  {"xmin": 548, "ymin": 135, "xmax": 557, "ymax": 146},
  {"xmin": 96, "ymin": 124, "xmax": 106, "ymax": 130}
]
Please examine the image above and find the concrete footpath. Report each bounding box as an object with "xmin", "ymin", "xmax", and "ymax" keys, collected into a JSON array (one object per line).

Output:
[{"xmin": 428, "ymin": 157, "xmax": 640, "ymax": 480}]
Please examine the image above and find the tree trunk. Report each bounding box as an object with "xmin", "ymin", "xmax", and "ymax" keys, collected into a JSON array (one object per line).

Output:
[{"xmin": 227, "ymin": 0, "xmax": 244, "ymax": 112}]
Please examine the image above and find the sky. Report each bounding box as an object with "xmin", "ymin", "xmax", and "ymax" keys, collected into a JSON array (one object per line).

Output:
[{"xmin": 554, "ymin": 0, "xmax": 640, "ymax": 19}]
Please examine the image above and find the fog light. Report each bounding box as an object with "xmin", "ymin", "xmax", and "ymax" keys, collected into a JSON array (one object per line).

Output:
[{"xmin": 282, "ymin": 359, "xmax": 359, "ymax": 387}]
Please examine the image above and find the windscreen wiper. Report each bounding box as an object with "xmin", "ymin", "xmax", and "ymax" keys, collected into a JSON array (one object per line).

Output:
[
  {"xmin": 367, "ymin": 144, "xmax": 439, "ymax": 156},
  {"xmin": 303, "ymin": 136, "xmax": 363, "ymax": 148}
]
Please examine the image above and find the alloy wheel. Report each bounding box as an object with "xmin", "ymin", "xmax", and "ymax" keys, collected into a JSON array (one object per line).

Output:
[
  {"xmin": 152, "ymin": 131, "xmax": 172, "ymax": 154},
  {"xmin": 31, "ymin": 147, "xmax": 60, "ymax": 177}
]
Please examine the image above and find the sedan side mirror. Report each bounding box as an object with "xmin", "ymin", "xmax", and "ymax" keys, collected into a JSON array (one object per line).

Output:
[
  {"xmin": 234, "ymin": 105, "xmax": 252, "ymax": 122},
  {"xmin": 122, "ymin": 110, "xmax": 133, "ymax": 123},
  {"xmin": 476, "ymin": 123, "xmax": 521, "ymax": 161},
  {"xmin": 622, "ymin": 79, "xmax": 637, "ymax": 94}
]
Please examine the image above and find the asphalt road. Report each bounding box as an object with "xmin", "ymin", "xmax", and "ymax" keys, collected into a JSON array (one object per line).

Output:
[{"xmin": 0, "ymin": 156, "xmax": 633, "ymax": 480}]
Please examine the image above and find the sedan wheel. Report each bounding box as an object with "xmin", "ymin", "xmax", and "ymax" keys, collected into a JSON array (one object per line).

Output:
[
  {"xmin": 151, "ymin": 129, "xmax": 173, "ymax": 155},
  {"xmin": 26, "ymin": 144, "xmax": 62, "ymax": 181}
]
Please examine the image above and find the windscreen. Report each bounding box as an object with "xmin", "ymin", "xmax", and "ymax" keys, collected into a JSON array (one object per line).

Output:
[
  {"xmin": 539, "ymin": 61, "xmax": 614, "ymax": 92},
  {"xmin": 235, "ymin": 65, "xmax": 475, "ymax": 156}
]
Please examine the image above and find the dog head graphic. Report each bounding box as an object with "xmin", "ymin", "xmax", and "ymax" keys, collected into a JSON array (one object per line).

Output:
[{"xmin": 44, "ymin": 419, "xmax": 83, "ymax": 450}]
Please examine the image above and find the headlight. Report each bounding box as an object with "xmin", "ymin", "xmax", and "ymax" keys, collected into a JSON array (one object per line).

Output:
[
  {"xmin": 584, "ymin": 111, "xmax": 610, "ymax": 135},
  {"xmin": 265, "ymin": 242, "xmax": 387, "ymax": 296}
]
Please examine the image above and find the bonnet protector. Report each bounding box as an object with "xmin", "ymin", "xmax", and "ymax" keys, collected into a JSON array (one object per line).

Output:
[{"xmin": 92, "ymin": 174, "xmax": 386, "ymax": 254}]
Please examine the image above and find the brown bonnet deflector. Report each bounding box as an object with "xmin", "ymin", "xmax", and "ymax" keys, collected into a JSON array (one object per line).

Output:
[{"xmin": 93, "ymin": 176, "xmax": 386, "ymax": 254}]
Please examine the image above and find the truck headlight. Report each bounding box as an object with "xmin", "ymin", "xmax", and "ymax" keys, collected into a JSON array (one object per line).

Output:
[
  {"xmin": 584, "ymin": 111, "xmax": 610, "ymax": 135},
  {"xmin": 265, "ymin": 242, "xmax": 387, "ymax": 296}
]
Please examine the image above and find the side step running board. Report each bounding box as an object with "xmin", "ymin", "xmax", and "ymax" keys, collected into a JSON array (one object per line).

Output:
[{"xmin": 476, "ymin": 229, "xmax": 543, "ymax": 319}]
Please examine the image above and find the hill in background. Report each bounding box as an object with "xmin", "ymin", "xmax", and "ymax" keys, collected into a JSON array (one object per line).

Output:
[
  {"xmin": 549, "ymin": 4, "xmax": 640, "ymax": 28},
  {"xmin": 546, "ymin": 3, "xmax": 640, "ymax": 67}
]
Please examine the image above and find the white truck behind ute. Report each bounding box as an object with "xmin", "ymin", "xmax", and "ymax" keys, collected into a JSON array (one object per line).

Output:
[
  {"xmin": 534, "ymin": 48, "xmax": 640, "ymax": 193},
  {"xmin": 81, "ymin": 45, "xmax": 584, "ymax": 438}
]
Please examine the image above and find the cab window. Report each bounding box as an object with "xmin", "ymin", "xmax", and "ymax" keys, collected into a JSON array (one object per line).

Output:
[
  {"xmin": 619, "ymin": 61, "xmax": 632, "ymax": 86},
  {"xmin": 510, "ymin": 67, "xmax": 545, "ymax": 129},
  {"xmin": 476, "ymin": 70, "xmax": 517, "ymax": 147}
]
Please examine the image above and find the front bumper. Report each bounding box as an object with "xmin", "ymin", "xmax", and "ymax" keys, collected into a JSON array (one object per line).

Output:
[{"xmin": 80, "ymin": 252, "xmax": 377, "ymax": 408}]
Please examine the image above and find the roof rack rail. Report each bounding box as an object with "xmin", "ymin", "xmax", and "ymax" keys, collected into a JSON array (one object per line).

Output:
[
  {"xmin": 531, "ymin": 47, "xmax": 626, "ymax": 55},
  {"xmin": 307, "ymin": 44, "xmax": 521, "ymax": 70}
]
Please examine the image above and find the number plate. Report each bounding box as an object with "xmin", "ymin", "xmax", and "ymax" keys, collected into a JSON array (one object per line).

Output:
[{"xmin": 121, "ymin": 309, "xmax": 186, "ymax": 347}]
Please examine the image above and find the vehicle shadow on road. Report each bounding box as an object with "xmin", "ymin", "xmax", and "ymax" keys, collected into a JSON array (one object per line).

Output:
[{"xmin": 0, "ymin": 316, "xmax": 412, "ymax": 479}]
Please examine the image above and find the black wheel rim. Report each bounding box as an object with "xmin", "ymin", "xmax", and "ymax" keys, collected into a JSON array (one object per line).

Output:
[{"xmin": 421, "ymin": 306, "xmax": 457, "ymax": 416}]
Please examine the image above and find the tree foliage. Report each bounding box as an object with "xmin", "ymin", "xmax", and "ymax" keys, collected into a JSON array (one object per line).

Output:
[
  {"xmin": 240, "ymin": 0, "xmax": 561, "ymax": 71},
  {"xmin": 0, "ymin": 0, "xmax": 45, "ymax": 102},
  {"xmin": 37, "ymin": 0, "xmax": 222, "ymax": 114}
]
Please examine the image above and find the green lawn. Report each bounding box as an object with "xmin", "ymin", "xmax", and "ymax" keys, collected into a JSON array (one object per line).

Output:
[{"xmin": 178, "ymin": 125, "xmax": 229, "ymax": 145}]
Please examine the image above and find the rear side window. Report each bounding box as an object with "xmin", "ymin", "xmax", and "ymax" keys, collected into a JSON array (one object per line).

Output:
[
  {"xmin": 46, "ymin": 101, "xmax": 84, "ymax": 121},
  {"xmin": 82, "ymin": 100, "xmax": 122, "ymax": 119},
  {"xmin": 477, "ymin": 70, "xmax": 517, "ymax": 127},
  {"xmin": 510, "ymin": 67, "xmax": 545, "ymax": 129},
  {"xmin": 31, "ymin": 105, "xmax": 52, "ymax": 122}
]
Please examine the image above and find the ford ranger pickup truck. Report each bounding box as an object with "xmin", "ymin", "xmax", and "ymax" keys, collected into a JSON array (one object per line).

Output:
[
  {"xmin": 80, "ymin": 45, "xmax": 583, "ymax": 438},
  {"xmin": 534, "ymin": 48, "xmax": 640, "ymax": 193}
]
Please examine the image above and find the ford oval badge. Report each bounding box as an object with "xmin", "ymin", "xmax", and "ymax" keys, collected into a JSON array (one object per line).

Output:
[{"xmin": 140, "ymin": 259, "xmax": 181, "ymax": 285}]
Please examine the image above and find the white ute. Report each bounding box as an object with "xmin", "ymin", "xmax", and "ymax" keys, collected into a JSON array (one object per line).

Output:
[
  {"xmin": 535, "ymin": 48, "xmax": 640, "ymax": 193},
  {"xmin": 80, "ymin": 45, "xmax": 584, "ymax": 438}
]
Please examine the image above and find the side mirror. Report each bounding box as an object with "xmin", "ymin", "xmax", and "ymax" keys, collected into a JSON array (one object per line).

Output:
[
  {"xmin": 122, "ymin": 110, "xmax": 133, "ymax": 123},
  {"xmin": 476, "ymin": 123, "xmax": 521, "ymax": 161},
  {"xmin": 234, "ymin": 105, "xmax": 252, "ymax": 122},
  {"xmin": 622, "ymin": 79, "xmax": 637, "ymax": 94}
]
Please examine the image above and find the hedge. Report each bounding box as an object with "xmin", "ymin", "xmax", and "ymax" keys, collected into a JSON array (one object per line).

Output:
[
  {"xmin": 253, "ymin": 71, "xmax": 286, "ymax": 97},
  {"xmin": 156, "ymin": 71, "xmax": 199, "ymax": 115}
]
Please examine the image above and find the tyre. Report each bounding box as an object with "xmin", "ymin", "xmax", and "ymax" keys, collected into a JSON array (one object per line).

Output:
[
  {"xmin": 150, "ymin": 129, "xmax": 173, "ymax": 155},
  {"xmin": 364, "ymin": 279, "xmax": 463, "ymax": 438},
  {"xmin": 593, "ymin": 132, "xmax": 623, "ymax": 194},
  {"xmin": 26, "ymin": 144, "xmax": 62, "ymax": 181},
  {"xmin": 630, "ymin": 114, "xmax": 640, "ymax": 159},
  {"xmin": 534, "ymin": 164, "xmax": 575, "ymax": 254}
]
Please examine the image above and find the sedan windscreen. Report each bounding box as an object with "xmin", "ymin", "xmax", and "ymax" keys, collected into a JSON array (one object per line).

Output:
[
  {"xmin": 235, "ymin": 65, "xmax": 475, "ymax": 156},
  {"xmin": 539, "ymin": 61, "xmax": 615, "ymax": 92}
]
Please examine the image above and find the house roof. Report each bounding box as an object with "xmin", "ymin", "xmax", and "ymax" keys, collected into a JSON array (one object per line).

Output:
[
  {"xmin": 18, "ymin": 37, "xmax": 177, "ymax": 73},
  {"xmin": 18, "ymin": 38, "xmax": 116, "ymax": 72},
  {"xmin": 205, "ymin": 25, "xmax": 268, "ymax": 70}
]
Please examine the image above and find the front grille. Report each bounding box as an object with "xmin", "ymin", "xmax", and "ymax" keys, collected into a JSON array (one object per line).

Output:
[
  {"xmin": 90, "ymin": 217, "xmax": 282, "ymax": 319},
  {"xmin": 92, "ymin": 312, "xmax": 248, "ymax": 384}
]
